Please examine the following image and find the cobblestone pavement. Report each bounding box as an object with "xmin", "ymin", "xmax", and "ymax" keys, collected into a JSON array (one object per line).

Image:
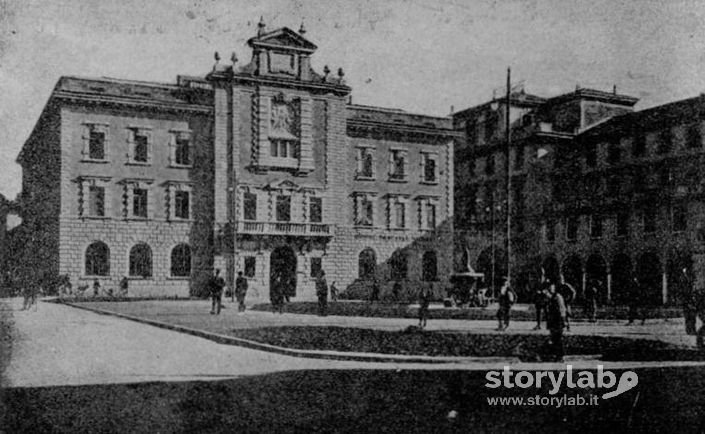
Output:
[{"xmin": 3, "ymin": 298, "xmax": 704, "ymax": 388}]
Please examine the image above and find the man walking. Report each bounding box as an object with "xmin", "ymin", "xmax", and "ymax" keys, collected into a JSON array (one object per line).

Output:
[
  {"xmin": 533, "ymin": 275, "xmax": 549, "ymax": 330},
  {"xmin": 496, "ymin": 278, "xmax": 516, "ymax": 331},
  {"xmin": 210, "ymin": 269, "xmax": 225, "ymax": 315},
  {"xmin": 546, "ymin": 282, "xmax": 567, "ymax": 362},
  {"xmin": 584, "ymin": 278, "xmax": 599, "ymax": 323},
  {"xmin": 677, "ymin": 267, "xmax": 697, "ymax": 335},
  {"xmin": 418, "ymin": 284, "xmax": 432, "ymax": 329},
  {"xmin": 557, "ymin": 275, "xmax": 576, "ymax": 331},
  {"xmin": 627, "ymin": 276, "xmax": 646, "ymax": 325},
  {"xmin": 316, "ymin": 270, "xmax": 328, "ymax": 316},
  {"xmin": 235, "ymin": 271, "xmax": 248, "ymax": 313}
]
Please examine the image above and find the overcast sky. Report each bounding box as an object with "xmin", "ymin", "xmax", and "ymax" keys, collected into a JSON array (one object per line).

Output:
[{"xmin": 1, "ymin": 0, "xmax": 705, "ymax": 199}]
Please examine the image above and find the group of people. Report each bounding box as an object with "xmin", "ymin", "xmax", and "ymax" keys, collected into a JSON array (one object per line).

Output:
[{"xmin": 208, "ymin": 269, "xmax": 249, "ymax": 315}]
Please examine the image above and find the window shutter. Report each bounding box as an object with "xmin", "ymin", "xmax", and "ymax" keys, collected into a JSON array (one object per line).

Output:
[
  {"xmin": 402, "ymin": 152, "xmax": 409, "ymax": 179},
  {"xmin": 145, "ymin": 130, "xmax": 153, "ymax": 162},
  {"xmin": 81, "ymin": 125, "xmax": 90, "ymax": 158},
  {"xmin": 356, "ymin": 149, "xmax": 362, "ymax": 175},
  {"xmin": 388, "ymin": 151, "xmax": 394, "ymax": 177},
  {"xmin": 420, "ymin": 154, "xmax": 426, "ymax": 182},
  {"xmin": 126, "ymin": 129, "xmax": 135, "ymax": 162}
]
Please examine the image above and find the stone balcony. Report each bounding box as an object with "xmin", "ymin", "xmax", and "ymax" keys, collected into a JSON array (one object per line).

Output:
[{"xmin": 236, "ymin": 220, "xmax": 333, "ymax": 237}]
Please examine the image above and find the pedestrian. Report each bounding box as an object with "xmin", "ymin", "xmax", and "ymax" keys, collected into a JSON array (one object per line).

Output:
[
  {"xmin": 270, "ymin": 273, "xmax": 284, "ymax": 314},
  {"xmin": 546, "ymin": 282, "xmax": 567, "ymax": 362},
  {"xmin": 557, "ymin": 275, "xmax": 576, "ymax": 331},
  {"xmin": 93, "ymin": 279, "xmax": 101, "ymax": 297},
  {"xmin": 316, "ymin": 270, "xmax": 328, "ymax": 316},
  {"xmin": 392, "ymin": 281, "xmax": 402, "ymax": 302},
  {"xmin": 330, "ymin": 281, "xmax": 338, "ymax": 302},
  {"xmin": 119, "ymin": 276, "xmax": 129, "ymax": 297},
  {"xmin": 677, "ymin": 267, "xmax": 697, "ymax": 335},
  {"xmin": 418, "ymin": 284, "xmax": 432, "ymax": 328},
  {"xmin": 235, "ymin": 271, "xmax": 248, "ymax": 313},
  {"xmin": 371, "ymin": 278, "xmax": 380, "ymax": 302},
  {"xmin": 533, "ymin": 276, "xmax": 549, "ymax": 330},
  {"xmin": 210, "ymin": 269, "xmax": 225, "ymax": 315},
  {"xmin": 584, "ymin": 278, "xmax": 599, "ymax": 323},
  {"xmin": 626, "ymin": 276, "xmax": 646, "ymax": 325},
  {"xmin": 496, "ymin": 278, "xmax": 516, "ymax": 331}
]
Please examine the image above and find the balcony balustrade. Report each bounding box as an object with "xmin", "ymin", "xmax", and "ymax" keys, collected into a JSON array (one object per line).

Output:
[{"xmin": 236, "ymin": 220, "xmax": 332, "ymax": 237}]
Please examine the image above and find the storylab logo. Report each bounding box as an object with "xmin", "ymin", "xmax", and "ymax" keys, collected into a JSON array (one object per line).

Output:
[{"xmin": 485, "ymin": 365, "xmax": 638, "ymax": 399}]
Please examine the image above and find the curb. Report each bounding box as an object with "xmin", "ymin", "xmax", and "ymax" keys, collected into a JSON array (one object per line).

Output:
[{"xmin": 56, "ymin": 301, "xmax": 523, "ymax": 365}]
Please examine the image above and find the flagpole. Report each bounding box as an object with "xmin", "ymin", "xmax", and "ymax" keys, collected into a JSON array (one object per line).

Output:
[{"xmin": 505, "ymin": 67, "xmax": 512, "ymax": 286}]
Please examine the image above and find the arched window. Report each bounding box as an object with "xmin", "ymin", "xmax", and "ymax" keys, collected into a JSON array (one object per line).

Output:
[
  {"xmin": 129, "ymin": 243, "xmax": 152, "ymax": 277},
  {"xmin": 170, "ymin": 244, "xmax": 191, "ymax": 277},
  {"xmin": 390, "ymin": 251, "xmax": 408, "ymax": 281},
  {"xmin": 85, "ymin": 241, "xmax": 110, "ymax": 276},
  {"xmin": 422, "ymin": 251, "xmax": 438, "ymax": 281},
  {"xmin": 358, "ymin": 248, "xmax": 376, "ymax": 279}
]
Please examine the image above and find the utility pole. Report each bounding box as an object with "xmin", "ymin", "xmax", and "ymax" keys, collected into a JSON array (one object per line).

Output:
[{"xmin": 505, "ymin": 67, "xmax": 512, "ymax": 286}]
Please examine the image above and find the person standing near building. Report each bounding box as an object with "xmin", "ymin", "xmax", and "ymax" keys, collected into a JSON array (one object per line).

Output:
[
  {"xmin": 330, "ymin": 281, "xmax": 338, "ymax": 302},
  {"xmin": 546, "ymin": 282, "xmax": 567, "ymax": 362},
  {"xmin": 119, "ymin": 276, "xmax": 129, "ymax": 297},
  {"xmin": 627, "ymin": 276, "xmax": 646, "ymax": 325},
  {"xmin": 496, "ymin": 278, "xmax": 516, "ymax": 331},
  {"xmin": 93, "ymin": 279, "xmax": 101, "ymax": 297},
  {"xmin": 557, "ymin": 275, "xmax": 576, "ymax": 331},
  {"xmin": 418, "ymin": 284, "xmax": 432, "ymax": 329},
  {"xmin": 677, "ymin": 267, "xmax": 697, "ymax": 335},
  {"xmin": 235, "ymin": 271, "xmax": 248, "ymax": 313},
  {"xmin": 533, "ymin": 275, "xmax": 549, "ymax": 330},
  {"xmin": 370, "ymin": 278, "xmax": 380, "ymax": 302},
  {"xmin": 584, "ymin": 278, "xmax": 599, "ymax": 323},
  {"xmin": 316, "ymin": 270, "xmax": 328, "ymax": 316},
  {"xmin": 210, "ymin": 269, "xmax": 225, "ymax": 315}
]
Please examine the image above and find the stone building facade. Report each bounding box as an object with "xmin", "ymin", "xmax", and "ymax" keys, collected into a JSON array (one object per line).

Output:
[
  {"xmin": 15, "ymin": 23, "xmax": 455, "ymax": 299},
  {"xmin": 454, "ymin": 87, "xmax": 705, "ymax": 305}
]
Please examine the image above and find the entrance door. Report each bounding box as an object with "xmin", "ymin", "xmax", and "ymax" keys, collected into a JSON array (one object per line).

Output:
[{"xmin": 270, "ymin": 246, "xmax": 297, "ymax": 299}]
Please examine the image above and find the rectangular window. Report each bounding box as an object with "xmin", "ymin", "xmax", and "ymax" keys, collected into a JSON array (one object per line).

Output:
[
  {"xmin": 390, "ymin": 150, "xmax": 407, "ymax": 180},
  {"xmin": 566, "ymin": 216, "xmax": 578, "ymax": 241},
  {"xmin": 133, "ymin": 188, "xmax": 148, "ymax": 218},
  {"xmin": 309, "ymin": 197, "xmax": 322, "ymax": 223},
  {"xmin": 426, "ymin": 203, "xmax": 436, "ymax": 229},
  {"xmin": 175, "ymin": 138, "xmax": 190, "ymax": 165},
  {"xmin": 175, "ymin": 191, "xmax": 190, "ymax": 219},
  {"xmin": 244, "ymin": 256, "xmax": 256, "ymax": 278},
  {"xmin": 643, "ymin": 208, "xmax": 656, "ymax": 233},
  {"xmin": 270, "ymin": 140, "xmax": 278, "ymax": 157},
  {"xmin": 607, "ymin": 142, "xmax": 621, "ymax": 164},
  {"xmin": 485, "ymin": 155, "xmax": 495, "ymax": 175},
  {"xmin": 243, "ymin": 192, "xmax": 257, "ymax": 221},
  {"xmin": 134, "ymin": 133, "xmax": 149, "ymax": 162},
  {"xmin": 633, "ymin": 133, "xmax": 646, "ymax": 157},
  {"xmin": 617, "ymin": 212, "xmax": 629, "ymax": 237},
  {"xmin": 88, "ymin": 186, "xmax": 105, "ymax": 217},
  {"xmin": 276, "ymin": 195, "xmax": 291, "ymax": 222},
  {"xmin": 687, "ymin": 123, "xmax": 701, "ymax": 148},
  {"xmin": 357, "ymin": 148, "xmax": 374, "ymax": 178},
  {"xmin": 310, "ymin": 257, "xmax": 322, "ymax": 278},
  {"xmin": 422, "ymin": 153, "xmax": 437, "ymax": 183},
  {"xmin": 672, "ymin": 203, "xmax": 687, "ymax": 232},
  {"xmin": 590, "ymin": 214, "xmax": 603, "ymax": 238},
  {"xmin": 657, "ymin": 129, "xmax": 672, "ymax": 154},
  {"xmin": 394, "ymin": 202, "xmax": 405, "ymax": 228},
  {"xmin": 89, "ymin": 131, "xmax": 105, "ymax": 160},
  {"xmin": 585, "ymin": 143, "xmax": 597, "ymax": 167}
]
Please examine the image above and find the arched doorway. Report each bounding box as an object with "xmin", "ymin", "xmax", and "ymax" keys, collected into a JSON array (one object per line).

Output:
[
  {"xmin": 270, "ymin": 246, "xmax": 297, "ymax": 299},
  {"xmin": 586, "ymin": 254, "xmax": 607, "ymax": 302},
  {"xmin": 542, "ymin": 256, "xmax": 560, "ymax": 284},
  {"xmin": 611, "ymin": 253, "xmax": 632, "ymax": 304},
  {"xmin": 636, "ymin": 251, "xmax": 662, "ymax": 306},
  {"xmin": 358, "ymin": 248, "xmax": 376, "ymax": 280},
  {"xmin": 562, "ymin": 255, "xmax": 582, "ymax": 291}
]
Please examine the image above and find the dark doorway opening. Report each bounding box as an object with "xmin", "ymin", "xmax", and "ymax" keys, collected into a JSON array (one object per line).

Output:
[{"xmin": 270, "ymin": 246, "xmax": 297, "ymax": 299}]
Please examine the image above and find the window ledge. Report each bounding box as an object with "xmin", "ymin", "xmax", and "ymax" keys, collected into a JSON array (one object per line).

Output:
[
  {"xmin": 169, "ymin": 163, "xmax": 193, "ymax": 169},
  {"xmin": 124, "ymin": 217, "xmax": 151, "ymax": 221},
  {"xmin": 126, "ymin": 161, "xmax": 152, "ymax": 166},
  {"xmin": 420, "ymin": 180, "xmax": 438, "ymax": 185},
  {"xmin": 126, "ymin": 276, "xmax": 153, "ymax": 280},
  {"xmin": 81, "ymin": 158, "xmax": 110, "ymax": 164},
  {"xmin": 355, "ymin": 175, "xmax": 376, "ymax": 181},
  {"xmin": 388, "ymin": 177, "xmax": 408, "ymax": 183},
  {"xmin": 166, "ymin": 276, "xmax": 190, "ymax": 280},
  {"xmin": 81, "ymin": 216, "xmax": 112, "ymax": 220},
  {"xmin": 168, "ymin": 218, "xmax": 194, "ymax": 223}
]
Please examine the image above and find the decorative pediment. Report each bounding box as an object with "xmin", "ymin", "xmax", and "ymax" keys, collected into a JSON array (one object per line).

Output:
[
  {"xmin": 248, "ymin": 27, "xmax": 317, "ymax": 53},
  {"xmin": 264, "ymin": 179, "xmax": 301, "ymax": 191}
]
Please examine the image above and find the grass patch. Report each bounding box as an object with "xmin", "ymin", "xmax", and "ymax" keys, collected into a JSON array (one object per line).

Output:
[{"xmin": 229, "ymin": 326, "xmax": 679, "ymax": 359}]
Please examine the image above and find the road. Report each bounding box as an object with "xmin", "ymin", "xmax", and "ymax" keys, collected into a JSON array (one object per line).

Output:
[{"xmin": 3, "ymin": 298, "xmax": 704, "ymax": 388}]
